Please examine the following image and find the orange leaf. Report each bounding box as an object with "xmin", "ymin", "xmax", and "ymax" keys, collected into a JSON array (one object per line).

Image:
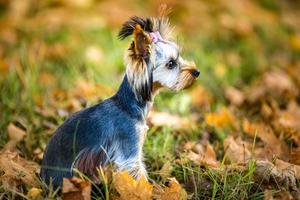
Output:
[
  {"xmin": 62, "ymin": 177, "xmax": 91, "ymax": 200},
  {"xmin": 155, "ymin": 178, "xmax": 187, "ymax": 200},
  {"xmin": 205, "ymin": 108, "xmax": 235, "ymax": 128},
  {"xmin": 113, "ymin": 171, "xmax": 152, "ymax": 200},
  {"xmin": 190, "ymin": 85, "xmax": 213, "ymax": 108}
]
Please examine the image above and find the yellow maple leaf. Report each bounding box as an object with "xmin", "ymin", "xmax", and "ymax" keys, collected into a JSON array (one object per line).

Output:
[{"xmin": 113, "ymin": 171, "xmax": 153, "ymax": 200}]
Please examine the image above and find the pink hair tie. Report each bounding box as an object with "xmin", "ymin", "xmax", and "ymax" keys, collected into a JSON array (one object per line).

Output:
[{"xmin": 150, "ymin": 31, "xmax": 164, "ymax": 43}]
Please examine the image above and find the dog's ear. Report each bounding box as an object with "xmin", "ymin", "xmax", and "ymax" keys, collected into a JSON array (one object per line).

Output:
[
  {"xmin": 133, "ymin": 24, "xmax": 152, "ymax": 59},
  {"xmin": 126, "ymin": 24, "xmax": 152, "ymax": 101},
  {"xmin": 118, "ymin": 16, "xmax": 153, "ymax": 40},
  {"xmin": 121, "ymin": 17, "xmax": 154, "ymax": 102}
]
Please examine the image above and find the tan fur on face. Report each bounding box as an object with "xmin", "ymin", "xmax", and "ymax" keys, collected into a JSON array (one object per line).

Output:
[
  {"xmin": 174, "ymin": 60, "xmax": 198, "ymax": 91},
  {"xmin": 152, "ymin": 82, "xmax": 163, "ymax": 94},
  {"xmin": 174, "ymin": 71, "xmax": 195, "ymax": 91}
]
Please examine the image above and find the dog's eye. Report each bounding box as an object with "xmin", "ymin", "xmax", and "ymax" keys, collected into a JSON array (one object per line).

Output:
[{"xmin": 166, "ymin": 59, "xmax": 177, "ymax": 69}]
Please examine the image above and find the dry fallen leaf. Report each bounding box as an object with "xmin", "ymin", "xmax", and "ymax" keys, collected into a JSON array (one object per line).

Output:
[
  {"xmin": 51, "ymin": 87, "xmax": 68, "ymax": 102},
  {"xmin": 291, "ymin": 148, "xmax": 300, "ymax": 165},
  {"xmin": 264, "ymin": 189, "xmax": 295, "ymax": 200},
  {"xmin": 275, "ymin": 101, "xmax": 300, "ymax": 146},
  {"xmin": 260, "ymin": 102, "xmax": 273, "ymax": 119},
  {"xmin": 243, "ymin": 120, "xmax": 290, "ymax": 161},
  {"xmin": 0, "ymin": 150, "xmax": 40, "ymax": 189},
  {"xmin": 190, "ymin": 85, "xmax": 213, "ymax": 108},
  {"xmin": 27, "ymin": 187, "xmax": 42, "ymax": 199},
  {"xmin": 62, "ymin": 177, "xmax": 91, "ymax": 200},
  {"xmin": 275, "ymin": 159, "xmax": 300, "ymax": 179},
  {"xmin": 205, "ymin": 108, "xmax": 235, "ymax": 129},
  {"xmin": 71, "ymin": 79, "xmax": 113, "ymax": 101},
  {"xmin": 154, "ymin": 178, "xmax": 187, "ymax": 200},
  {"xmin": 33, "ymin": 148, "xmax": 44, "ymax": 160},
  {"xmin": 187, "ymin": 142, "xmax": 220, "ymax": 168},
  {"xmin": 225, "ymin": 86, "xmax": 244, "ymax": 106},
  {"xmin": 113, "ymin": 171, "xmax": 153, "ymax": 200},
  {"xmin": 148, "ymin": 111, "xmax": 195, "ymax": 130},
  {"xmin": 4, "ymin": 123, "xmax": 26, "ymax": 150},
  {"xmin": 224, "ymin": 136, "xmax": 251, "ymax": 164},
  {"xmin": 264, "ymin": 70, "xmax": 296, "ymax": 94},
  {"xmin": 66, "ymin": 98, "xmax": 82, "ymax": 112},
  {"xmin": 183, "ymin": 141, "xmax": 196, "ymax": 151},
  {"xmin": 255, "ymin": 160, "xmax": 300, "ymax": 198},
  {"xmin": 263, "ymin": 190, "xmax": 273, "ymax": 200},
  {"xmin": 245, "ymin": 70, "xmax": 298, "ymax": 103}
]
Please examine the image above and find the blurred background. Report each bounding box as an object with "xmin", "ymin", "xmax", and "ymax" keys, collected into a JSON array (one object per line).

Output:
[
  {"xmin": 1, "ymin": 0, "xmax": 300, "ymax": 159},
  {"xmin": 0, "ymin": 0, "xmax": 300, "ymax": 198},
  {"xmin": 1, "ymin": 0, "xmax": 300, "ymax": 157}
]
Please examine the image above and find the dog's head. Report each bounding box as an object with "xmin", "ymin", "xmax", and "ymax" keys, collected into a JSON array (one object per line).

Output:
[{"xmin": 119, "ymin": 16, "xmax": 199, "ymax": 101}]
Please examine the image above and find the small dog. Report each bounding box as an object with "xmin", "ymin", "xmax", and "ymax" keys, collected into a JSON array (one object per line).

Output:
[{"xmin": 41, "ymin": 16, "xmax": 199, "ymax": 187}]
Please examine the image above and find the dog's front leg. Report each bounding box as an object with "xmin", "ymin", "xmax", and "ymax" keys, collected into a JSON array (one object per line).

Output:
[
  {"xmin": 114, "ymin": 123, "xmax": 148, "ymax": 179},
  {"xmin": 134, "ymin": 122, "xmax": 148, "ymax": 179},
  {"xmin": 114, "ymin": 148, "xmax": 148, "ymax": 180}
]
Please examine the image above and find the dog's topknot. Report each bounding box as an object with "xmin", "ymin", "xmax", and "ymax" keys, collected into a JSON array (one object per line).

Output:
[
  {"xmin": 118, "ymin": 16, "xmax": 153, "ymax": 40},
  {"xmin": 119, "ymin": 16, "xmax": 174, "ymax": 42}
]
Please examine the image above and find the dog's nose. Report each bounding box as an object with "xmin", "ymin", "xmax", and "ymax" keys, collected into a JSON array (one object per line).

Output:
[{"xmin": 192, "ymin": 69, "xmax": 200, "ymax": 78}]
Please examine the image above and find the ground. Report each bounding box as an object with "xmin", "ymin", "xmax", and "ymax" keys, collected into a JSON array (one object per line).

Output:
[{"xmin": 0, "ymin": 0, "xmax": 300, "ymax": 199}]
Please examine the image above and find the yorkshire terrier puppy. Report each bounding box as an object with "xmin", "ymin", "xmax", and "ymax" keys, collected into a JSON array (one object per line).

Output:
[{"xmin": 41, "ymin": 16, "xmax": 199, "ymax": 187}]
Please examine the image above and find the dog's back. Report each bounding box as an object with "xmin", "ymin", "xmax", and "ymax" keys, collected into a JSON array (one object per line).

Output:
[{"xmin": 40, "ymin": 89, "xmax": 140, "ymax": 187}]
